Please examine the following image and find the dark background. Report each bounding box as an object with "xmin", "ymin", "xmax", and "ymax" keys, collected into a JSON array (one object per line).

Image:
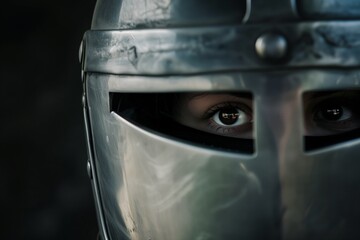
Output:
[{"xmin": 1, "ymin": 1, "xmax": 99, "ymax": 239}]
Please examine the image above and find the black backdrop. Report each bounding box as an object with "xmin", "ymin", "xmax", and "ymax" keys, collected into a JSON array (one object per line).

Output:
[{"xmin": 1, "ymin": 1, "xmax": 99, "ymax": 239}]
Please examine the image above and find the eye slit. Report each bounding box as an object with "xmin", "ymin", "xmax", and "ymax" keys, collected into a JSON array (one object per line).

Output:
[{"xmin": 109, "ymin": 92, "xmax": 255, "ymax": 153}]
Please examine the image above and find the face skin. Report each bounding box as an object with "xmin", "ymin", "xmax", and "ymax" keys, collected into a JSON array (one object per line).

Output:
[
  {"xmin": 173, "ymin": 93, "xmax": 253, "ymax": 139},
  {"xmin": 171, "ymin": 91, "xmax": 360, "ymax": 139}
]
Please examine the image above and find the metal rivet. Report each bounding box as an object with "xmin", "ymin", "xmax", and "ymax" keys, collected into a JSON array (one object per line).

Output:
[
  {"xmin": 87, "ymin": 160, "xmax": 93, "ymax": 179},
  {"xmin": 255, "ymin": 33, "xmax": 288, "ymax": 61}
]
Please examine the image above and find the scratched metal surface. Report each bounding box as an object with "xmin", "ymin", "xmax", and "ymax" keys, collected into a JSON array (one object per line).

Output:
[{"xmin": 83, "ymin": 22, "xmax": 360, "ymax": 75}]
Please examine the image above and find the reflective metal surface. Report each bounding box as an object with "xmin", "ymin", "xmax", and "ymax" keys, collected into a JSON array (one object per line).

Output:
[
  {"xmin": 81, "ymin": 0, "xmax": 360, "ymax": 239},
  {"xmin": 299, "ymin": 0, "xmax": 360, "ymax": 19},
  {"xmin": 83, "ymin": 22, "xmax": 360, "ymax": 75},
  {"xmin": 85, "ymin": 71, "xmax": 360, "ymax": 240},
  {"xmin": 91, "ymin": 0, "xmax": 247, "ymax": 30}
]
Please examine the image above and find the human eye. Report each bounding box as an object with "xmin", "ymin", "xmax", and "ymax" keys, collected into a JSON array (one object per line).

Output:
[
  {"xmin": 171, "ymin": 93, "xmax": 254, "ymax": 139},
  {"xmin": 305, "ymin": 91, "xmax": 360, "ymax": 136},
  {"xmin": 315, "ymin": 101, "xmax": 353, "ymax": 127},
  {"xmin": 204, "ymin": 102, "xmax": 253, "ymax": 138}
]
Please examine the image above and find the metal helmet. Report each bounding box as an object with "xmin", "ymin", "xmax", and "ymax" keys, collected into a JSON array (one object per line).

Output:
[{"xmin": 80, "ymin": 0, "xmax": 360, "ymax": 239}]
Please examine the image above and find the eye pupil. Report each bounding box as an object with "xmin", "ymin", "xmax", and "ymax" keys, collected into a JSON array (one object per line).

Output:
[
  {"xmin": 219, "ymin": 108, "xmax": 239, "ymax": 125},
  {"xmin": 321, "ymin": 105, "xmax": 343, "ymax": 121}
]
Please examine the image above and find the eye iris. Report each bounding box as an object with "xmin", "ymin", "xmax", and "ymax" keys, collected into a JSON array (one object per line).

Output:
[
  {"xmin": 219, "ymin": 108, "xmax": 240, "ymax": 125},
  {"xmin": 321, "ymin": 105, "xmax": 343, "ymax": 121}
]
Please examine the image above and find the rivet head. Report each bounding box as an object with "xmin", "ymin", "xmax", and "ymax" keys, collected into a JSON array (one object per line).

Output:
[{"xmin": 255, "ymin": 33, "xmax": 288, "ymax": 61}]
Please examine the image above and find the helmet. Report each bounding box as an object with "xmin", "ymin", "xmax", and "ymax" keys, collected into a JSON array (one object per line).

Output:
[{"xmin": 80, "ymin": 0, "xmax": 360, "ymax": 239}]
